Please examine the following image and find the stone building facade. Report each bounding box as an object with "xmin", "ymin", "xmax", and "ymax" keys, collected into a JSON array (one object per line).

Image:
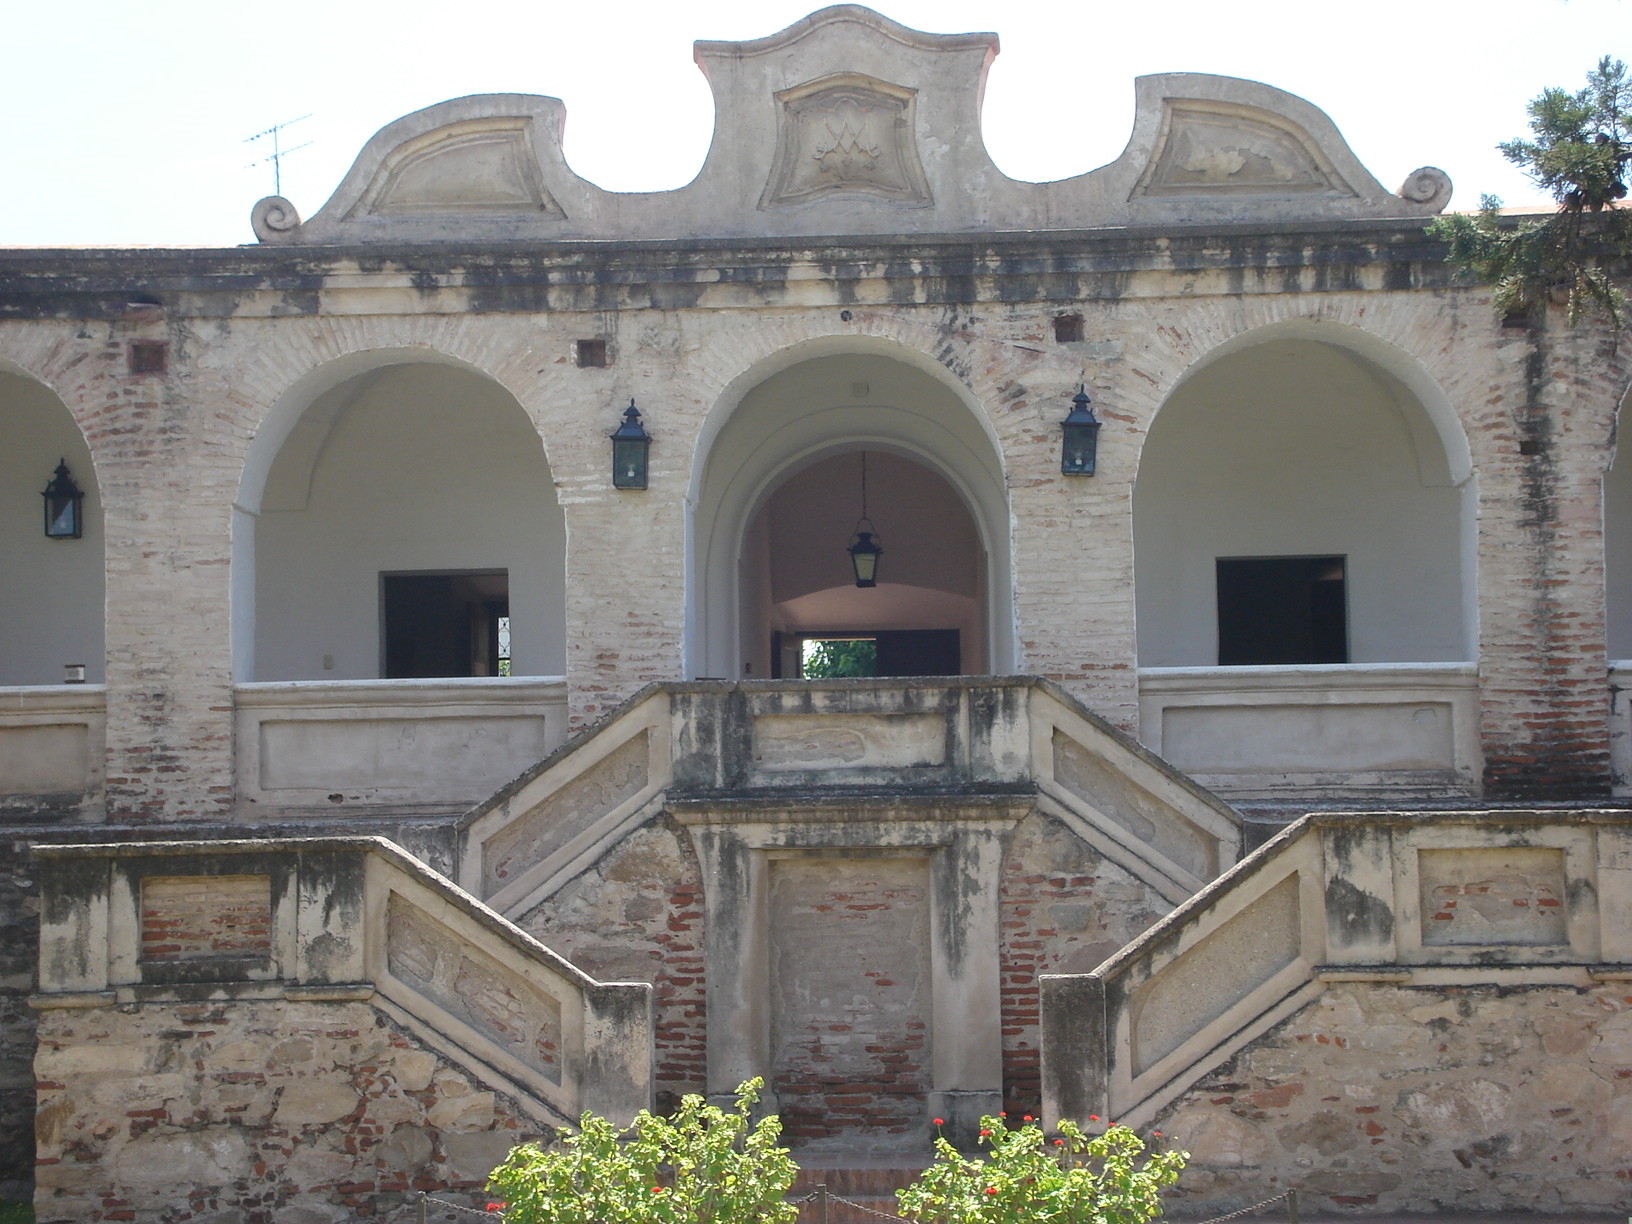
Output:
[{"xmin": 3, "ymin": 5, "xmax": 1631, "ymax": 1219}]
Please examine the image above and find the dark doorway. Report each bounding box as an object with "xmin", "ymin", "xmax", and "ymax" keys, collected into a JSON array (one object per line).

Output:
[
  {"xmin": 381, "ymin": 570, "xmax": 510, "ymax": 678},
  {"xmin": 875, "ymin": 630, "xmax": 961, "ymax": 676},
  {"xmin": 1216, "ymin": 555, "xmax": 1347, "ymax": 665}
]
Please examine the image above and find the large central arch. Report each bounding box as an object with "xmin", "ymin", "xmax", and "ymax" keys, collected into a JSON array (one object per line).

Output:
[{"xmin": 689, "ymin": 341, "xmax": 1013, "ymax": 681}]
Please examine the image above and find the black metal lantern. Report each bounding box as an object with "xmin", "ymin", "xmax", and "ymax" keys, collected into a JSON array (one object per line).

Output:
[
  {"xmin": 610, "ymin": 399, "xmax": 651, "ymax": 490},
  {"xmin": 1060, "ymin": 385, "xmax": 1101, "ymax": 476},
  {"xmin": 41, "ymin": 459, "xmax": 84, "ymax": 539},
  {"xmin": 846, "ymin": 451, "xmax": 883, "ymax": 588},
  {"xmin": 848, "ymin": 527, "xmax": 883, "ymax": 587}
]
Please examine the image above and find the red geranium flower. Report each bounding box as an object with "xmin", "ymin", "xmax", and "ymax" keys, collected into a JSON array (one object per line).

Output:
[
  {"xmin": 985, "ymin": 1188, "xmax": 999, "ymax": 1196},
  {"xmin": 1088, "ymin": 1115, "xmax": 1100, "ymax": 1122},
  {"xmin": 933, "ymin": 1118, "xmax": 945, "ymax": 1126},
  {"xmin": 1022, "ymin": 1115, "xmax": 1033, "ymax": 1122},
  {"xmin": 486, "ymin": 1205, "xmax": 506, "ymax": 1215},
  {"xmin": 979, "ymin": 1128, "xmax": 993, "ymax": 1136}
]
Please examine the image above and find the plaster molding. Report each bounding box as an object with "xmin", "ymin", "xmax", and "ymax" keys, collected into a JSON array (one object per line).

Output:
[{"xmin": 252, "ymin": 7, "xmax": 1449, "ymax": 245}]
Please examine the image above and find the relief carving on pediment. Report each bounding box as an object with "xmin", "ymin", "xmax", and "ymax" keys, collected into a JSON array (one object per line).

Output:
[
  {"xmin": 1133, "ymin": 100, "xmax": 1357, "ymax": 199},
  {"xmin": 352, "ymin": 118, "xmax": 564, "ymax": 218},
  {"xmin": 760, "ymin": 73, "xmax": 932, "ymax": 209}
]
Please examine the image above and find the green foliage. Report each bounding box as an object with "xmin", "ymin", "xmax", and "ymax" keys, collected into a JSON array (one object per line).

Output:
[
  {"xmin": 487, "ymin": 1079, "xmax": 798, "ymax": 1224},
  {"xmin": 801, "ymin": 637, "xmax": 878, "ymax": 678},
  {"xmin": 1429, "ymin": 56, "xmax": 1632, "ymax": 327},
  {"xmin": 896, "ymin": 1115, "xmax": 1188, "ymax": 1224},
  {"xmin": 1501, "ymin": 56, "xmax": 1631, "ymax": 212},
  {"xmin": 0, "ymin": 1201, "xmax": 34, "ymax": 1224}
]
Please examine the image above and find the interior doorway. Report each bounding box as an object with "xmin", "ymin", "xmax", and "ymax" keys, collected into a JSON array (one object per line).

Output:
[
  {"xmin": 381, "ymin": 570, "xmax": 510, "ymax": 678},
  {"xmin": 776, "ymin": 630, "xmax": 962, "ymax": 678}
]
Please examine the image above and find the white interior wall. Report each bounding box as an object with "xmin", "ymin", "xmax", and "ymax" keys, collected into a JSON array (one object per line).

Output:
[
  {"xmin": 254, "ymin": 364, "xmax": 566, "ymax": 680},
  {"xmin": 0, "ymin": 372, "xmax": 105, "ymax": 685},
  {"xmin": 1133, "ymin": 339, "xmax": 1469, "ymax": 666}
]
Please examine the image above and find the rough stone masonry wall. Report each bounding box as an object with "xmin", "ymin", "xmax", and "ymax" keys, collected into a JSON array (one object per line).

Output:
[
  {"xmin": 999, "ymin": 812, "xmax": 1170, "ymax": 1116},
  {"xmin": 0, "ymin": 838, "xmax": 39, "ymax": 1201},
  {"xmin": 1154, "ymin": 981, "xmax": 1632, "ymax": 1216},
  {"xmin": 514, "ymin": 816, "xmax": 707, "ymax": 1107},
  {"xmin": 34, "ymin": 998, "xmax": 548, "ymax": 1224}
]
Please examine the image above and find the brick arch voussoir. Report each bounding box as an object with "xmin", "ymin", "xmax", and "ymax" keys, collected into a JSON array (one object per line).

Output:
[
  {"xmin": 1, "ymin": 324, "xmax": 173, "ymax": 490},
  {"xmin": 226, "ymin": 315, "xmax": 576, "ymax": 482},
  {"xmin": 676, "ymin": 308, "xmax": 1051, "ymax": 457}
]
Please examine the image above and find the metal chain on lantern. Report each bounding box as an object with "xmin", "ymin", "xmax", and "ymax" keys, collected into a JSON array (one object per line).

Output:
[{"xmin": 847, "ymin": 450, "xmax": 883, "ymax": 587}]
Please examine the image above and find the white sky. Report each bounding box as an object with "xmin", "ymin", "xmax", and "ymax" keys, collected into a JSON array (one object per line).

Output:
[{"xmin": 1, "ymin": 0, "xmax": 1619, "ymax": 248}]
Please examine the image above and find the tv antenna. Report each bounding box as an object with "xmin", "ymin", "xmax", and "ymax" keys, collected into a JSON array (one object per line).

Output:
[{"xmin": 245, "ymin": 114, "xmax": 313, "ymax": 197}]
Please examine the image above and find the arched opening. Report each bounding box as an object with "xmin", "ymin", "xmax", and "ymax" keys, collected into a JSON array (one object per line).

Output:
[
  {"xmin": 691, "ymin": 346, "xmax": 1011, "ymax": 681},
  {"xmin": 243, "ymin": 359, "xmax": 565, "ymax": 682},
  {"xmin": 0, "ymin": 368, "xmax": 104, "ymax": 685},
  {"xmin": 1134, "ymin": 331, "xmax": 1474, "ymax": 667},
  {"xmin": 746, "ymin": 449, "xmax": 985, "ymax": 679}
]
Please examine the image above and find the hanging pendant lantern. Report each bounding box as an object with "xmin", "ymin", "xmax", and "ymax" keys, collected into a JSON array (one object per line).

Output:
[
  {"xmin": 610, "ymin": 399, "xmax": 652, "ymax": 489},
  {"xmin": 1060, "ymin": 385, "xmax": 1102, "ymax": 476},
  {"xmin": 41, "ymin": 459, "xmax": 84, "ymax": 539},
  {"xmin": 847, "ymin": 451, "xmax": 883, "ymax": 587}
]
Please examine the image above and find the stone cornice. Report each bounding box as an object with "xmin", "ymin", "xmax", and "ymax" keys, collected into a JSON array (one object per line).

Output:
[{"xmin": 0, "ymin": 219, "xmax": 1468, "ymax": 320}]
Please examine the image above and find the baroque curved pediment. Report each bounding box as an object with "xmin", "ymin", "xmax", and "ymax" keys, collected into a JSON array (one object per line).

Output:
[
  {"xmin": 252, "ymin": 5, "xmax": 1450, "ymax": 245},
  {"xmin": 1132, "ymin": 100, "xmax": 1354, "ymax": 199},
  {"xmin": 351, "ymin": 119, "xmax": 563, "ymax": 218}
]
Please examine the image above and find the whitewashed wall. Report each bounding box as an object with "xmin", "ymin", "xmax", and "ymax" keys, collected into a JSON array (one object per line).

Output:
[
  {"xmin": 1132, "ymin": 338, "xmax": 1471, "ymax": 667},
  {"xmin": 253, "ymin": 363, "xmax": 566, "ymax": 681},
  {"xmin": 0, "ymin": 370, "xmax": 104, "ymax": 686}
]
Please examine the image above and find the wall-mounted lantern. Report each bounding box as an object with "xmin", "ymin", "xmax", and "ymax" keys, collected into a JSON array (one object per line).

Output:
[
  {"xmin": 41, "ymin": 459, "xmax": 84, "ymax": 538},
  {"xmin": 846, "ymin": 451, "xmax": 883, "ymax": 588},
  {"xmin": 1060, "ymin": 386, "xmax": 1102, "ymax": 476},
  {"xmin": 611, "ymin": 399, "xmax": 651, "ymax": 490}
]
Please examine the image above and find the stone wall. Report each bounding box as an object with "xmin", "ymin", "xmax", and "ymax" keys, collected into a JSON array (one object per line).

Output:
[
  {"xmin": 1156, "ymin": 981, "xmax": 1632, "ymax": 1216},
  {"xmin": 999, "ymin": 812, "xmax": 1169, "ymax": 1116},
  {"xmin": 0, "ymin": 837, "xmax": 38, "ymax": 1201},
  {"xmin": 514, "ymin": 816, "xmax": 708, "ymax": 1106},
  {"xmin": 767, "ymin": 855, "xmax": 933, "ymax": 1145},
  {"xmin": 34, "ymin": 998, "xmax": 547, "ymax": 1224}
]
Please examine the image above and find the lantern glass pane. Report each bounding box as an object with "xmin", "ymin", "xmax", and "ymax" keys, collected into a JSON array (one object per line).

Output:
[
  {"xmin": 612, "ymin": 438, "xmax": 649, "ymax": 489},
  {"xmin": 1061, "ymin": 426, "xmax": 1098, "ymax": 475},
  {"xmin": 46, "ymin": 497, "xmax": 79, "ymax": 538}
]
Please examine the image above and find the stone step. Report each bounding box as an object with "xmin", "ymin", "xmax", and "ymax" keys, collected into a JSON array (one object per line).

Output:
[{"xmin": 790, "ymin": 1160, "xmax": 929, "ymax": 1224}]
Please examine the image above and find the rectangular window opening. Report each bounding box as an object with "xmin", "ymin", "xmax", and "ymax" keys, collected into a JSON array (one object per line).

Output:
[
  {"xmin": 381, "ymin": 570, "xmax": 510, "ymax": 679},
  {"xmin": 1053, "ymin": 314, "xmax": 1084, "ymax": 344},
  {"xmin": 575, "ymin": 339, "xmax": 608, "ymax": 368},
  {"xmin": 1216, "ymin": 555, "xmax": 1347, "ymax": 666}
]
